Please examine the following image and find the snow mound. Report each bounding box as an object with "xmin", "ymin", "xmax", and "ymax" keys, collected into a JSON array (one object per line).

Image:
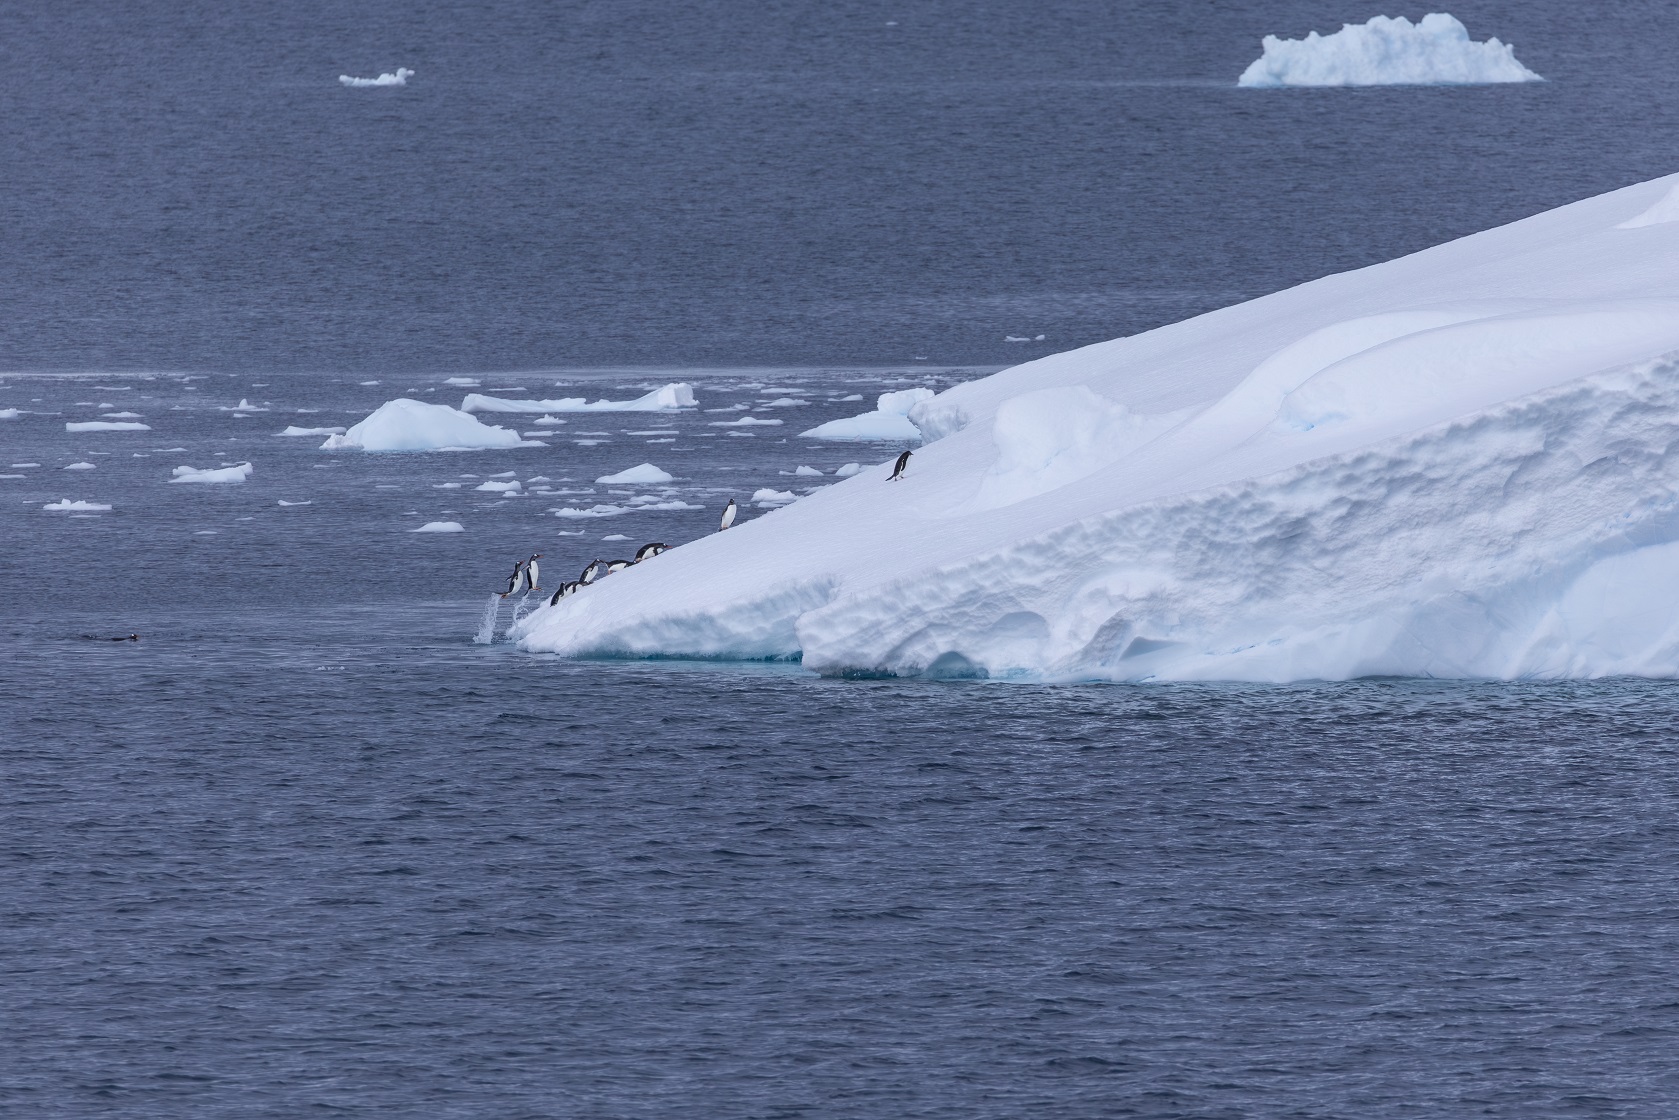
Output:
[
  {"xmin": 412, "ymin": 521, "xmax": 464, "ymax": 533},
  {"xmin": 597, "ymin": 463, "xmax": 673, "ymax": 485},
  {"xmin": 512, "ymin": 171, "xmax": 1679, "ymax": 683},
  {"xmin": 67, "ymin": 421, "xmax": 150, "ymax": 432},
  {"xmin": 340, "ymin": 68, "xmax": 413, "ymax": 88},
  {"xmin": 801, "ymin": 388, "xmax": 933, "ymax": 441},
  {"xmin": 43, "ymin": 499, "xmax": 110, "ymax": 511},
  {"xmin": 460, "ymin": 384, "xmax": 696, "ymax": 413},
  {"xmin": 171, "ymin": 462, "xmax": 253, "ymax": 484},
  {"xmin": 322, "ymin": 398, "xmax": 533, "ymax": 451},
  {"xmin": 1238, "ymin": 14, "xmax": 1540, "ymax": 88},
  {"xmin": 278, "ymin": 425, "xmax": 347, "ymax": 437}
]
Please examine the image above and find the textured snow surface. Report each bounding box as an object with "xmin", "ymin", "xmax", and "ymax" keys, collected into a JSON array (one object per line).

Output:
[
  {"xmin": 322, "ymin": 398, "xmax": 532, "ymax": 451},
  {"xmin": 513, "ymin": 173, "xmax": 1679, "ymax": 682},
  {"xmin": 1238, "ymin": 14, "xmax": 1540, "ymax": 88},
  {"xmin": 170, "ymin": 462, "xmax": 253, "ymax": 484},
  {"xmin": 460, "ymin": 384, "xmax": 696, "ymax": 413},
  {"xmin": 800, "ymin": 387, "xmax": 933, "ymax": 441}
]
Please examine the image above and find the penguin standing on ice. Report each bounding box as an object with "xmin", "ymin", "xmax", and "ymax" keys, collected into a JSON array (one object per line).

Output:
[
  {"xmin": 521, "ymin": 553, "xmax": 543, "ymax": 592},
  {"xmin": 889, "ymin": 450, "xmax": 912, "ymax": 481},
  {"xmin": 634, "ymin": 542, "xmax": 667, "ymax": 562},
  {"xmin": 501, "ymin": 559, "xmax": 526, "ymax": 598},
  {"xmin": 579, "ymin": 559, "xmax": 603, "ymax": 585},
  {"xmin": 719, "ymin": 498, "xmax": 738, "ymax": 531}
]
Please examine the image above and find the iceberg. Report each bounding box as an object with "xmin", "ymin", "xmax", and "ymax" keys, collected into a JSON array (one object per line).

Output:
[
  {"xmin": 171, "ymin": 462, "xmax": 253, "ymax": 484},
  {"xmin": 800, "ymin": 387, "xmax": 934, "ymax": 442},
  {"xmin": 66, "ymin": 421, "xmax": 151, "ymax": 432},
  {"xmin": 1238, "ymin": 14, "xmax": 1541, "ymax": 88},
  {"xmin": 322, "ymin": 398, "xmax": 534, "ymax": 451},
  {"xmin": 43, "ymin": 499, "xmax": 111, "ymax": 511},
  {"xmin": 340, "ymin": 68, "xmax": 413, "ymax": 88},
  {"xmin": 597, "ymin": 463, "xmax": 674, "ymax": 485},
  {"xmin": 460, "ymin": 384, "xmax": 696, "ymax": 414},
  {"xmin": 277, "ymin": 425, "xmax": 347, "ymax": 437},
  {"xmin": 411, "ymin": 521, "xmax": 465, "ymax": 533},
  {"xmin": 513, "ymin": 172, "xmax": 1679, "ymax": 682}
]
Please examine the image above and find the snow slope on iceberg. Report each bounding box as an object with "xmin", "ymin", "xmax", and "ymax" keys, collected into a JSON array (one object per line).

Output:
[
  {"xmin": 1238, "ymin": 14, "xmax": 1540, "ymax": 88},
  {"xmin": 514, "ymin": 172, "xmax": 1679, "ymax": 682},
  {"xmin": 460, "ymin": 384, "xmax": 696, "ymax": 414},
  {"xmin": 322, "ymin": 399, "xmax": 534, "ymax": 451}
]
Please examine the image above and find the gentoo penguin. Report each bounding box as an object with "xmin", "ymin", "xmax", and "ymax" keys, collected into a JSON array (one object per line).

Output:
[
  {"xmin": 521, "ymin": 553, "xmax": 543, "ymax": 592},
  {"xmin": 579, "ymin": 559, "xmax": 603, "ymax": 585},
  {"xmin": 548, "ymin": 581, "xmax": 580, "ymax": 606},
  {"xmin": 634, "ymin": 542, "xmax": 667, "ymax": 562},
  {"xmin": 719, "ymin": 498, "xmax": 738, "ymax": 531},
  {"xmin": 501, "ymin": 559, "xmax": 526, "ymax": 598},
  {"xmin": 889, "ymin": 450, "xmax": 912, "ymax": 481},
  {"xmin": 605, "ymin": 559, "xmax": 632, "ymax": 574}
]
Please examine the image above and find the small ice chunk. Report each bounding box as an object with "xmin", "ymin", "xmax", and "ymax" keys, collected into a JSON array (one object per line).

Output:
[
  {"xmin": 794, "ymin": 465, "xmax": 822, "ymax": 476},
  {"xmin": 278, "ymin": 425, "xmax": 347, "ymax": 437},
  {"xmin": 11, "ymin": 463, "xmax": 41, "ymax": 468},
  {"xmin": 43, "ymin": 499, "xmax": 111, "ymax": 511},
  {"xmin": 322, "ymin": 398, "xmax": 532, "ymax": 451},
  {"xmin": 710, "ymin": 416, "xmax": 783, "ymax": 427},
  {"xmin": 835, "ymin": 462, "xmax": 863, "ymax": 477},
  {"xmin": 601, "ymin": 533, "xmax": 631, "ymax": 541},
  {"xmin": 412, "ymin": 521, "xmax": 465, "ymax": 533},
  {"xmin": 432, "ymin": 482, "xmax": 463, "ymax": 489},
  {"xmin": 552, "ymin": 504, "xmax": 629, "ymax": 518},
  {"xmin": 278, "ymin": 500, "xmax": 312, "ymax": 506},
  {"xmin": 340, "ymin": 68, "xmax": 414, "ymax": 88},
  {"xmin": 1238, "ymin": 14, "xmax": 1542, "ymax": 88},
  {"xmin": 0, "ymin": 409, "xmax": 21, "ymax": 419},
  {"xmin": 443, "ymin": 377, "xmax": 480, "ymax": 387},
  {"xmin": 101, "ymin": 411, "xmax": 143, "ymax": 419},
  {"xmin": 171, "ymin": 462, "xmax": 253, "ymax": 484},
  {"xmin": 63, "ymin": 462, "xmax": 96, "ymax": 471},
  {"xmin": 66, "ymin": 421, "xmax": 151, "ymax": 432},
  {"xmin": 474, "ymin": 480, "xmax": 522, "ymax": 492},
  {"xmin": 596, "ymin": 463, "xmax": 674, "ymax": 485},
  {"xmin": 753, "ymin": 488, "xmax": 798, "ymax": 506}
]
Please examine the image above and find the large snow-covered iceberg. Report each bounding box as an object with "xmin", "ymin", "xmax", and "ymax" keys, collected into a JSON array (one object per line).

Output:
[
  {"xmin": 513, "ymin": 173, "xmax": 1679, "ymax": 682},
  {"xmin": 460, "ymin": 384, "xmax": 696, "ymax": 413},
  {"xmin": 322, "ymin": 398, "xmax": 534, "ymax": 451},
  {"xmin": 1238, "ymin": 14, "xmax": 1541, "ymax": 88}
]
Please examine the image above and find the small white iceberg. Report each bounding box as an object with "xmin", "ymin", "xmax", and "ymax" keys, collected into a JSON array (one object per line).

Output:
[
  {"xmin": 278, "ymin": 425, "xmax": 347, "ymax": 437},
  {"xmin": 460, "ymin": 383, "xmax": 696, "ymax": 414},
  {"xmin": 44, "ymin": 499, "xmax": 111, "ymax": 511},
  {"xmin": 340, "ymin": 68, "xmax": 414, "ymax": 88},
  {"xmin": 66, "ymin": 420, "xmax": 151, "ymax": 432},
  {"xmin": 63, "ymin": 462, "xmax": 96, "ymax": 471},
  {"xmin": 1238, "ymin": 13, "xmax": 1541, "ymax": 88},
  {"xmin": 322, "ymin": 398, "xmax": 535, "ymax": 451},
  {"xmin": 834, "ymin": 462, "xmax": 863, "ymax": 477},
  {"xmin": 801, "ymin": 388, "xmax": 934, "ymax": 442},
  {"xmin": 596, "ymin": 463, "xmax": 673, "ymax": 485},
  {"xmin": 442, "ymin": 377, "xmax": 480, "ymax": 387},
  {"xmin": 710, "ymin": 416, "xmax": 782, "ymax": 427},
  {"xmin": 474, "ymin": 479, "xmax": 523, "ymax": 492},
  {"xmin": 171, "ymin": 462, "xmax": 253, "ymax": 484},
  {"xmin": 411, "ymin": 521, "xmax": 465, "ymax": 533},
  {"xmin": 0, "ymin": 408, "xmax": 20, "ymax": 419},
  {"xmin": 753, "ymin": 489, "xmax": 798, "ymax": 507}
]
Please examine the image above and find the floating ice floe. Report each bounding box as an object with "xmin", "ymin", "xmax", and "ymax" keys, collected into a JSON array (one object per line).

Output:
[
  {"xmin": 0, "ymin": 408, "xmax": 19, "ymax": 419},
  {"xmin": 511, "ymin": 171, "xmax": 1679, "ymax": 683},
  {"xmin": 834, "ymin": 462, "xmax": 863, "ymax": 477},
  {"xmin": 710, "ymin": 416, "xmax": 782, "ymax": 427},
  {"xmin": 800, "ymin": 387, "xmax": 933, "ymax": 441},
  {"xmin": 44, "ymin": 499, "xmax": 111, "ymax": 511},
  {"xmin": 753, "ymin": 489, "xmax": 798, "ymax": 507},
  {"xmin": 67, "ymin": 421, "xmax": 151, "ymax": 432},
  {"xmin": 100, "ymin": 411, "xmax": 142, "ymax": 419},
  {"xmin": 63, "ymin": 462, "xmax": 96, "ymax": 471},
  {"xmin": 596, "ymin": 463, "xmax": 674, "ymax": 485},
  {"xmin": 171, "ymin": 462, "xmax": 253, "ymax": 484},
  {"xmin": 219, "ymin": 399, "xmax": 266, "ymax": 412},
  {"xmin": 278, "ymin": 500, "xmax": 312, "ymax": 506},
  {"xmin": 1238, "ymin": 13, "xmax": 1541, "ymax": 87},
  {"xmin": 412, "ymin": 521, "xmax": 465, "ymax": 533},
  {"xmin": 793, "ymin": 465, "xmax": 823, "ymax": 477},
  {"xmin": 474, "ymin": 480, "xmax": 522, "ymax": 492},
  {"xmin": 278, "ymin": 425, "xmax": 347, "ymax": 437},
  {"xmin": 340, "ymin": 68, "xmax": 413, "ymax": 88},
  {"xmin": 552, "ymin": 504, "xmax": 630, "ymax": 519},
  {"xmin": 460, "ymin": 383, "xmax": 696, "ymax": 414},
  {"xmin": 322, "ymin": 399, "xmax": 536, "ymax": 451},
  {"xmin": 442, "ymin": 377, "xmax": 480, "ymax": 387}
]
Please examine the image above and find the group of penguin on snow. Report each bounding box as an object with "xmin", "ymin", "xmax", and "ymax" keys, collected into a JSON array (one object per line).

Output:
[{"xmin": 497, "ymin": 449, "xmax": 914, "ymax": 608}]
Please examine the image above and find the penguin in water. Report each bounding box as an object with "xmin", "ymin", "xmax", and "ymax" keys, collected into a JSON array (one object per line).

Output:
[
  {"xmin": 889, "ymin": 450, "xmax": 912, "ymax": 481},
  {"xmin": 719, "ymin": 498, "xmax": 738, "ymax": 531},
  {"xmin": 521, "ymin": 553, "xmax": 543, "ymax": 592},
  {"xmin": 579, "ymin": 559, "xmax": 603, "ymax": 585},
  {"xmin": 548, "ymin": 581, "xmax": 581, "ymax": 606},
  {"xmin": 634, "ymin": 542, "xmax": 667, "ymax": 563},
  {"xmin": 500, "ymin": 559, "xmax": 526, "ymax": 598}
]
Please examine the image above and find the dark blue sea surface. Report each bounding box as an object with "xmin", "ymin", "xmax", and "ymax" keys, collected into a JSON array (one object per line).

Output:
[{"xmin": 6, "ymin": 0, "xmax": 1679, "ymax": 1115}]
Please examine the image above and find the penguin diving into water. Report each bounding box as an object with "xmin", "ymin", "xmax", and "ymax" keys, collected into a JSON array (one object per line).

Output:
[
  {"xmin": 889, "ymin": 450, "xmax": 912, "ymax": 481},
  {"xmin": 719, "ymin": 498, "xmax": 738, "ymax": 531},
  {"xmin": 634, "ymin": 542, "xmax": 667, "ymax": 562}
]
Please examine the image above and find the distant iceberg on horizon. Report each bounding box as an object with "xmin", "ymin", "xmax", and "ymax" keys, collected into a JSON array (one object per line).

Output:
[
  {"xmin": 1239, "ymin": 14, "xmax": 1540, "ymax": 88},
  {"xmin": 512, "ymin": 172, "xmax": 1679, "ymax": 683}
]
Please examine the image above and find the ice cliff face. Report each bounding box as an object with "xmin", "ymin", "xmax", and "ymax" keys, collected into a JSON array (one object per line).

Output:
[{"xmin": 515, "ymin": 173, "xmax": 1679, "ymax": 681}]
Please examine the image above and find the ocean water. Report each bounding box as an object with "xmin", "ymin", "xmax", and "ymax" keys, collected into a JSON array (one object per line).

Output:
[{"xmin": 7, "ymin": 0, "xmax": 1679, "ymax": 1115}]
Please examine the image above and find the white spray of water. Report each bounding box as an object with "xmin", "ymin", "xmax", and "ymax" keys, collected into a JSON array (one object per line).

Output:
[{"xmin": 473, "ymin": 594, "xmax": 500, "ymax": 645}]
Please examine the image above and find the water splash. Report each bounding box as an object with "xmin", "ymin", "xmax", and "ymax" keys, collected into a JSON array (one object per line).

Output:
[{"xmin": 473, "ymin": 593, "xmax": 501, "ymax": 645}]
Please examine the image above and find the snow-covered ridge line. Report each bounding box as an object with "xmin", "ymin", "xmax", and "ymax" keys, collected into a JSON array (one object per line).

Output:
[
  {"xmin": 1239, "ymin": 13, "xmax": 1540, "ymax": 88},
  {"xmin": 514, "ymin": 172, "xmax": 1679, "ymax": 681}
]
